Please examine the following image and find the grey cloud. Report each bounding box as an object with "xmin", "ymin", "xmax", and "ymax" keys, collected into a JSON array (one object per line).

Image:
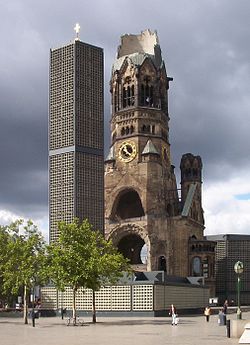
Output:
[{"xmin": 0, "ymin": 0, "xmax": 250, "ymax": 223}]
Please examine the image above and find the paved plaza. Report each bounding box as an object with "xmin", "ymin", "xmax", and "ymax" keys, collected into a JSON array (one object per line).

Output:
[{"xmin": 1, "ymin": 312, "xmax": 249, "ymax": 345}]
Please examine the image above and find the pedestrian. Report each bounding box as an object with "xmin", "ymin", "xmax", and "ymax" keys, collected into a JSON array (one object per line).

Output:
[
  {"xmin": 204, "ymin": 306, "xmax": 211, "ymax": 322},
  {"xmin": 220, "ymin": 300, "xmax": 228, "ymax": 325},
  {"xmin": 222, "ymin": 300, "xmax": 228, "ymax": 315},
  {"xmin": 218, "ymin": 308, "xmax": 226, "ymax": 325},
  {"xmin": 169, "ymin": 304, "xmax": 178, "ymax": 325}
]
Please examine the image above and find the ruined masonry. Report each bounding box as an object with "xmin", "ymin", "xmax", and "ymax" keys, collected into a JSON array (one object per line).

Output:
[{"xmin": 104, "ymin": 29, "xmax": 215, "ymax": 294}]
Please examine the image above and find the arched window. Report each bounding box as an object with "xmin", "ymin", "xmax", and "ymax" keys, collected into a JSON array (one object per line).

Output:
[
  {"xmin": 122, "ymin": 84, "xmax": 135, "ymax": 109},
  {"xmin": 145, "ymin": 84, "xmax": 150, "ymax": 105},
  {"xmin": 122, "ymin": 87, "xmax": 127, "ymax": 108},
  {"xmin": 131, "ymin": 85, "xmax": 135, "ymax": 105},
  {"xmin": 114, "ymin": 84, "xmax": 119, "ymax": 112},
  {"xmin": 127, "ymin": 86, "xmax": 131, "ymax": 106},
  {"xmin": 158, "ymin": 256, "xmax": 167, "ymax": 271},
  {"xmin": 140, "ymin": 76, "xmax": 154, "ymax": 107},
  {"xmin": 142, "ymin": 124, "xmax": 150, "ymax": 133},
  {"xmin": 192, "ymin": 257, "xmax": 201, "ymax": 276}
]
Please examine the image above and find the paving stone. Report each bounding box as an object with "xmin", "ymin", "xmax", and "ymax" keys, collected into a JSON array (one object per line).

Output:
[{"xmin": 1, "ymin": 312, "xmax": 247, "ymax": 345}]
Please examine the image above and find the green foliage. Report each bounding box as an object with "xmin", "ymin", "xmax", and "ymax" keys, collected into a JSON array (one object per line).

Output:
[
  {"xmin": 0, "ymin": 219, "xmax": 48, "ymax": 324},
  {"xmin": 0, "ymin": 219, "xmax": 47, "ymax": 298},
  {"xmin": 47, "ymin": 219, "xmax": 131, "ymax": 322},
  {"xmin": 0, "ymin": 224, "xmax": 12, "ymax": 301},
  {"xmin": 47, "ymin": 218, "xmax": 131, "ymax": 292}
]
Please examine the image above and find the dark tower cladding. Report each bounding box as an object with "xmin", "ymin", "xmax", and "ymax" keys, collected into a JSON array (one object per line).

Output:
[{"xmin": 49, "ymin": 27, "xmax": 104, "ymax": 242}]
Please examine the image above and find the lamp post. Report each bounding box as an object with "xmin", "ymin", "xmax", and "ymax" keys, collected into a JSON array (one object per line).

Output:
[
  {"xmin": 234, "ymin": 261, "xmax": 244, "ymax": 320},
  {"xmin": 30, "ymin": 278, "xmax": 35, "ymax": 327}
]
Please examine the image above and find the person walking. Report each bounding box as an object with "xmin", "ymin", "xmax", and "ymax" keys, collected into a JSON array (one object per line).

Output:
[
  {"xmin": 204, "ymin": 306, "xmax": 211, "ymax": 322},
  {"xmin": 169, "ymin": 304, "xmax": 178, "ymax": 325},
  {"xmin": 221, "ymin": 300, "xmax": 228, "ymax": 325},
  {"xmin": 222, "ymin": 300, "xmax": 228, "ymax": 315}
]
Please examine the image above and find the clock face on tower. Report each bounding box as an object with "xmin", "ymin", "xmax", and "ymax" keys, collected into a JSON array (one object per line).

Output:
[{"xmin": 118, "ymin": 141, "xmax": 137, "ymax": 162}]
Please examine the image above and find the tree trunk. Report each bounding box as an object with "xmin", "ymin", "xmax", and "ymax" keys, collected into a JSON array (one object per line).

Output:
[
  {"xmin": 92, "ymin": 290, "xmax": 96, "ymax": 323},
  {"xmin": 72, "ymin": 287, "xmax": 76, "ymax": 325},
  {"xmin": 23, "ymin": 284, "xmax": 28, "ymax": 324}
]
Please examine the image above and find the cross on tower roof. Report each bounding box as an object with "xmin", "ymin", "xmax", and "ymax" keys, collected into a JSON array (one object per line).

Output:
[{"xmin": 74, "ymin": 23, "xmax": 80, "ymax": 40}]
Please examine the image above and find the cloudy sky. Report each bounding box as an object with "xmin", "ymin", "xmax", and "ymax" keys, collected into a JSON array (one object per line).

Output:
[{"xmin": 1, "ymin": 0, "xmax": 250, "ymax": 239}]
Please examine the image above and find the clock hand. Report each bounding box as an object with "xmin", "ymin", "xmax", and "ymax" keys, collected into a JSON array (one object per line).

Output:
[{"xmin": 123, "ymin": 146, "xmax": 130, "ymax": 156}]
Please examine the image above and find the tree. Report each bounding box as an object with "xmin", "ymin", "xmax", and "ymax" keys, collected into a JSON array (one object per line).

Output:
[
  {"xmin": 0, "ymin": 223, "xmax": 12, "ymax": 305},
  {"xmin": 0, "ymin": 220, "xmax": 47, "ymax": 324},
  {"xmin": 84, "ymin": 233, "xmax": 131, "ymax": 323},
  {"xmin": 47, "ymin": 219, "xmax": 131, "ymax": 324}
]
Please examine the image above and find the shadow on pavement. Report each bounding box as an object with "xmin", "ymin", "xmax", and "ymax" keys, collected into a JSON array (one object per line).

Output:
[
  {"xmin": 89, "ymin": 319, "xmax": 197, "ymax": 326},
  {"xmin": 0, "ymin": 317, "xmax": 198, "ymax": 328}
]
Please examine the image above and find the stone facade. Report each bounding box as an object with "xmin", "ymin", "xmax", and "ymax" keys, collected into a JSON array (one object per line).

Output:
[{"xmin": 105, "ymin": 30, "xmax": 215, "ymax": 291}]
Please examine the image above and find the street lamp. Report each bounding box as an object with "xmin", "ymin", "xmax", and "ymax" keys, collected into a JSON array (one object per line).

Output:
[
  {"xmin": 234, "ymin": 261, "xmax": 244, "ymax": 320},
  {"xmin": 30, "ymin": 278, "xmax": 36, "ymax": 327}
]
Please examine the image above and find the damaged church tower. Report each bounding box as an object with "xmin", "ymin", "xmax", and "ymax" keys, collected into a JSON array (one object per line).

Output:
[{"xmin": 104, "ymin": 30, "xmax": 215, "ymax": 290}]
